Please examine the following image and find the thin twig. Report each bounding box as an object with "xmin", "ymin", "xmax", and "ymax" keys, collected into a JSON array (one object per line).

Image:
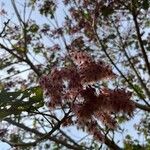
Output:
[
  {"xmin": 0, "ymin": 68, "xmax": 31, "ymax": 81},
  {"xmin": 131, "ymin": 6, "xmax": 150, "ymax": 76},
  {"xmin": 112, "ymin": 20, "xmax": 150, "ymax": 98},
  {"xmin": 0, "ymin": 19, "xmax": 10, "ymax": 37},
  {"xmin": 94, "ymin": 30, "xmax": 150, "ymax": 106},
  {"xmin": 11, "ymin": 0, "xmax": 24, "ymax": 26},
  {"xmin": 4, "ymin": 118, "xmax": 84, "ymax": 150}
]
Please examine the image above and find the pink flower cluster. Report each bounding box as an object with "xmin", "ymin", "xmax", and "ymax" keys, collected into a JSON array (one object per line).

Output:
[{"xmin": 39, "ymin": 51, "xmax": 135, "ymax": 141}]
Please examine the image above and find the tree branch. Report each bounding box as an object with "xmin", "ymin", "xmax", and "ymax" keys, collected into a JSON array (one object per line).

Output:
[
  {"xmin": 112, "ymin": 21, "xmax": 150, "ymax": 98},
  {"xmin": 132, "ymin": 8, "xmax": 150, "ymax": 76},
  {"xmin": 0, "ymin": 68, "xmax": 31, "ymax": 81},
  {"xmin": 24, "ymin": 54, "xmax": 42, "ymax": 77},
  {"xmin": 11, "ymin": 0, "xmax": 24, "ymax": 26},
  {"xmin": 0, "ymin": 42, "xmax": 41, "ymax": 77},
  {"xmin": 10, "ymin": 0, "xmax": 41, "ymax": 77},
  {"xmin": 134, "ymin": 102, "xmax": 150, "ymax": 112},
  {"xmin": 0, "ymin": 19, "xmax": 10, "ymax": 37},
  {"xmin": 59, "ymin": 129, "xmax": 82, "ymax": 148},
  {"xmin": 104, "ymin": 136, "xmax": 122, "ymax": 150},
  {"xmin": 0, "ymin": 43, "xmax": 24, "ymax": 61},
  {"xmin": 4, "ymin": 117, "xmax": 85, "ymax": 150},
  {"xmin": 94, "ymin": 30, "xmax": 150, "ymax": 106}
]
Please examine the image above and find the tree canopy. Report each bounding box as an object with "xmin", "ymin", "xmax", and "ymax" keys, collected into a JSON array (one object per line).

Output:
[{"xmin": 0, "ymin": 0, "xmax": 150, "ymax": 149}]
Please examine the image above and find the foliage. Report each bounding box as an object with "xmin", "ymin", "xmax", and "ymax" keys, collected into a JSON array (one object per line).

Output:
[{"xmin": 0, "ymin": 0, "xmax": 149, "ymax": 149}]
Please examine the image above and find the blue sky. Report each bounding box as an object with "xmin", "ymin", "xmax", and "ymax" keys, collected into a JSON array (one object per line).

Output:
[{"xmin": 0, "ymin": 0, "xmax": 147, "ymax": 149}]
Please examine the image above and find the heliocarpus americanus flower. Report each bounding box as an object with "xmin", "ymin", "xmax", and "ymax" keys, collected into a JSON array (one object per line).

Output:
[{"xmin": 39, "ymin": 50, "xmax": 135, "ymax": 141}]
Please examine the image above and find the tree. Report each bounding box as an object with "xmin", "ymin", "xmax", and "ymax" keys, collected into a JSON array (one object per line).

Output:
[{"xmin": 0, "ymin": 0, "xmax": 150, "ymax": 149}]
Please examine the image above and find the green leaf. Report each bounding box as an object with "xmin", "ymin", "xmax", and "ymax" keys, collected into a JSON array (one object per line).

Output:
[
  {"xmin": 83, "ymin": 11, "xmax": 90, "ymax": 20},
  {"xmin": 145, "ymin": 20, "xmax": 150, "ymax": 27},
  {"xmin": 29, "ymin": 86, "xmax": 44, "ymax": 108},
  {"xmin": 133, "ymin": 84, "xmax": 145, "ymax": 99},
  {"xmin": 29, "ymin": 24, "xmax": 39, "ymax": 33},
  {"xmin": 142, "ymin": 0, "xmax": 149, "ymax": 10},
  {"xmin": 101, "ymin": 6, "xmax": 114, "ymax": 17},
  {"xmin": 0, "ymin": 90, "xmax": 21, "ymax": 105},
  {"xmin": 126, "ymin": 134, "xmax": 131, "ymax": 140},
  {"xmin": 0, "ymin": 87, "xmax": 44, "ymax": 120},
  {"xmin": 117, "ymin": 115, "xmax": 127, "ymax": 123},
  {"xmin": 108, "ymin": 34, "xmax": 116, "ymax": 39},
  {"xmin": 142, "ymin": 40, "xmax": 147, "ymax": 45}
]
